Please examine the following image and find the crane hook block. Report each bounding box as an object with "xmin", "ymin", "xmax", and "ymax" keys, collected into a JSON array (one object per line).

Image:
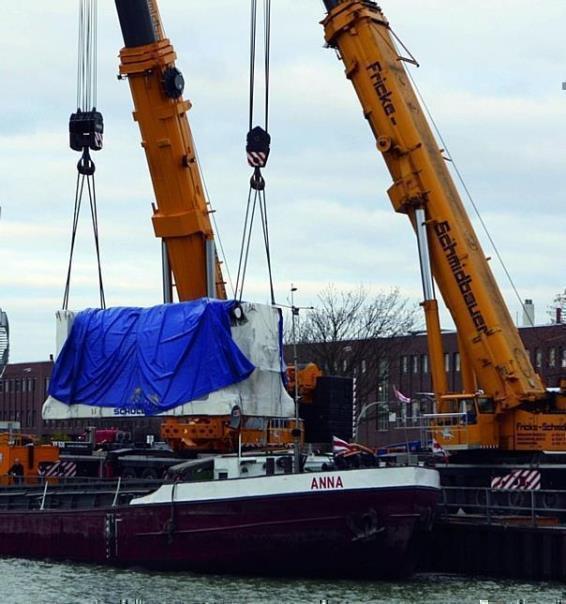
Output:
[
  {"xmin": 162, "ymin": 67, "xmax": 185, "ymax": 99},
  {"xmin": 69, "ymin": 110, "xmax": 104, "ymax": 153},
  {"xmin": 246, "ymin": 126, "xmax": 271, "ymax": 168},
  {"xmin": 250, "ymin": 167, "xmax": 265, "ymax": 191}
]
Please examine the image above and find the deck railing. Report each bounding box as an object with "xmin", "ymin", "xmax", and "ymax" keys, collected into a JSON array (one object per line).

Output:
[{"xmin": 439, "ymin": 485, "xmax": 566, "ymax": 527}]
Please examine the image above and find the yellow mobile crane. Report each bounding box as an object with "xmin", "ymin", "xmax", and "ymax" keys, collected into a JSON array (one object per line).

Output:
[{"xmin": 321, "ymin": 0, "xmax": 566, "ymax": 459}]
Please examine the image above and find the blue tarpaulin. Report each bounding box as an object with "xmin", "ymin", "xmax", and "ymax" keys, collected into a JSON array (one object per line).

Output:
[{"xmin": 48, "ymin": 299, "xmax": 255, "ymax": 415}]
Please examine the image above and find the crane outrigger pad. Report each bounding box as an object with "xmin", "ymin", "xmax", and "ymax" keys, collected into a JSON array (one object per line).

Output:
[{"xmin": 43, "ymin": 300, "xmax": 294, "ymax": 419}]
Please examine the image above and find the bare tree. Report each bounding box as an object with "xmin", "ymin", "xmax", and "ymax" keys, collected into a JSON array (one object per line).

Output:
[
  {"xmin": 288, "ymin": 285, "xmax": 419, "ymax": 403},
  {"xmin": 547, "ymin": 289, "xmax": 566, "ymax": 324}
]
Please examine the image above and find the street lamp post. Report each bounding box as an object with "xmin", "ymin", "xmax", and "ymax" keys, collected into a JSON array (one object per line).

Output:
[
  {"xmin": 290, "ymin": 285, "xmax": 301, "ymax": 474},
  {"xmin": 354, "ymin": 400, "xmax": 382, "ymax": 441}
]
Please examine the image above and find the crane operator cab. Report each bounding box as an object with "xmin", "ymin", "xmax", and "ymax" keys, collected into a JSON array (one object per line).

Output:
[{"xmin": 430, "ymin": 394, "xmax": 497, "ymax": 450}]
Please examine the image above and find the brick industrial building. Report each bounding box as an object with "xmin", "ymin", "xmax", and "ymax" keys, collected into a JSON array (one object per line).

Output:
[
  {"xmin": 360, "ymin": 323, "xmax": 565, "ymax": 448},
  {"xmin": 292, "ymin": 323, "xmax": 566, "ymax": 448}
]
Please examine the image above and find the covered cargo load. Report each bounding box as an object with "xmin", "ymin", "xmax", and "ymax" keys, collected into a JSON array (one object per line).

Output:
[{"xmin": 43, "ymin": 299, "xmax": 294, "ymax": 419}]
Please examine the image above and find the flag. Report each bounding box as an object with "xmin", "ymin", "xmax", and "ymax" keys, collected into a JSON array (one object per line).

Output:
[
  {"xmin": 432, "ymin": 438, "xmax": 449, "ymax": 459},
  {"xmin": 393, "ymin": 385, "xmax": 411, "ymax": 403},
  {"xmin": 332, "ymin": 435, "xmax": 356, "ymax": 456},
  {"xmin": 332, "ymin": 436, "xmax": 375, "ymax": 457}
]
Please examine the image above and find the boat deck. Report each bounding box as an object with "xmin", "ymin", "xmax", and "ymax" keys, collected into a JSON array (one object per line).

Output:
[{"xmin": 0, "ymin": 478, "xmax": 162, "ymax": 511}]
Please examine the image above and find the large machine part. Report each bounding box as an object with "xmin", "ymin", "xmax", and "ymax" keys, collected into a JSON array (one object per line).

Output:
[
  {"xmin": 115, "ymin": 0, "xmax": 225, "ymax": 301},
  {"xmin": 44, "ymin": 301, "xmax": 299, "ymax": 455},
  {"xmin": 321, "ymin": 0, "xmax": 565, "ymax": 453}
]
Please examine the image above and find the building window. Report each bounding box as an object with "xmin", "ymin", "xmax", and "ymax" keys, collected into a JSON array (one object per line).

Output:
[
  {"xmin": 454, "ymin": 352, "xmax": 461, "ymax": 372},
  {"xmin": 444, "ymin": 353, "xmax": 450, "ymax": 372},
  {"xmin": 342, "ymin": 359, "xmax": 348, "ymax": 372},
  {"xmin": 401, "ymin": 356, "xmax": 408, "ymax": 374},
  {"xmin": 377, "ymin": 403, "xmax": 389, "ymax": 431},
  {"xmin": 549, "ymin": 348, "xmax": 556, "ymax": 368},
  {"xmin": 412, "ymin": 355, "xmax": 419, "ymax": 374},
  {"xmin": 535, "ymin": 349, "xmax": 542, "ymax": 368},
  {"xmin": 421, "ymin": 354, "xmax": 428, "ymax": 374},
  {"xmin": 562, "ymin": 349, "xmax": 566, "ymax": 369},
  {"xmin": 361, "ymin": 359, "xmax": 367, "ymax": 374},
  {"xmin": 411, "ymin": 401, "xmax": 419, "ymax": 424}
]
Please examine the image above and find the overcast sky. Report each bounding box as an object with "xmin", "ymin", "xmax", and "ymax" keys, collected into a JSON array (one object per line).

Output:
[{"xmin": 1, "ymin": 1, "xmax": 565, "ymax": 363}]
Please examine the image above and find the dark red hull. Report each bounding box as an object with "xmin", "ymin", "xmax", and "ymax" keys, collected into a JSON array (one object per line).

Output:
[{"xmin": 0, "ymin": 483, "xmax": 437, "ymax": 578}]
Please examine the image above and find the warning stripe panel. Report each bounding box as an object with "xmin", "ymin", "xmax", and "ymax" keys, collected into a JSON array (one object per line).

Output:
[
  {"xmin": 491, "ymin": 469, "xmax": 541, "ymax": 490},
  {"xmin": 247, "ymin": 151, "xmax": 267, "ymax": 167},
  {"xmin": 39, "ymin": 461, "xmax": 77, "ymax": 478}
]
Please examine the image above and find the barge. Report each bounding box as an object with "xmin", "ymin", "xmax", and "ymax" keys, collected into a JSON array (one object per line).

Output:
[{"xmin": 0, "ymin": 453, "xmax": 439, "ymax": 578}]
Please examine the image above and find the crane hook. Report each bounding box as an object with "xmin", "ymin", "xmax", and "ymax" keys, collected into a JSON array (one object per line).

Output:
[
  {"xmin": 77, "ymin": 148, "xmax": 96, "ymax": 176},
  {"xmin": 250, "ymin": 167, "xmax": 265, "ymax": 191}
]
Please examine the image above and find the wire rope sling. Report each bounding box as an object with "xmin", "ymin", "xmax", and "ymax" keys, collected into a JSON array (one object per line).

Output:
[
  {"xmin": 235, "ymin": 0, "xmax": 276, "ymax": 305},
  {"xmin": 63, "ymin": 0, "xmax": 106, "ymax": 310}
]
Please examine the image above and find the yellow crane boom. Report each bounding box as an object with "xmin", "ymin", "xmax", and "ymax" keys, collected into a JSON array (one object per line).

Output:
[
  {"xmin": 321, "ymin": 0, "xmax": 544, "ymax": 409},
  {"xmin": 115, "ymin": 0, "xmax": 225, "ymax": 301}
]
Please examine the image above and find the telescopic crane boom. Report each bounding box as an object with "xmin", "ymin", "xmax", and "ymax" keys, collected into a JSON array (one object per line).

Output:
[
  {"xmin": 115, "ymin": 0, "xmax": 225, "ymax": 301},
  {"xmin": 322, "ymin": 0, "xmax": 565, "ymax": 453}
]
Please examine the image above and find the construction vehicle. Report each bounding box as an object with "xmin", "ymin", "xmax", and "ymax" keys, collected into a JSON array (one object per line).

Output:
[
  {"xmin": 0, "ymin": 432, "xmax": 59, "ymax": 485},
  {"xmin": 321, "ymin": 1, "xmax": 566, "ymax": 486}
]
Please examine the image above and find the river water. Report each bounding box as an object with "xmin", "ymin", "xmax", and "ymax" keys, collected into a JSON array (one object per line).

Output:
[{"xmin": 1, "ymin": 559, "xmax": 564, "ymax": 604}]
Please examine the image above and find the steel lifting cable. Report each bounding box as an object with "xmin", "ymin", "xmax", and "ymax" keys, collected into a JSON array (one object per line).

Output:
[
  {"xmin": 63, "ymin": 0, "xmax": 105, "ymax": 310},
  {"xmin": 235, "ymin": 0, "xmax": 275, "ymax": 304}
]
